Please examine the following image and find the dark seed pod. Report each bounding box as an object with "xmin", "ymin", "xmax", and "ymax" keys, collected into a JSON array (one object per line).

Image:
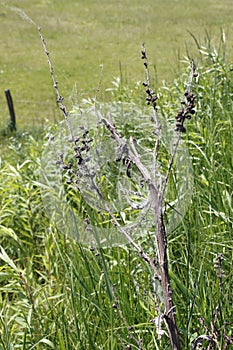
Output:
[
  {"xmin": 152, "ymin": 102, "xmax": 157, "ymax": 108},
  {"xmin": 141, "ymin": 50, "xmax": 146, "ymax": 59},
  {"xmin": 177, "ymin": 125, "xmax": 186, "ymax": 133},
  {"xmin": 175, "ymin": 122, "xmax": 182, "ymax": 127},
  {"xmin": 126, "ymin": 161, "xmax": 131, "ymax": 178},
  {"xmin": 177, "ymin": 109, "xmax": 184, "ymax": 116}
]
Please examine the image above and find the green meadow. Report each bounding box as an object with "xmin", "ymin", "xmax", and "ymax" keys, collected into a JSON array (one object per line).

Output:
[{"xmin": 0, "ymin": 1, "xmax": 233, "ymax": 349}]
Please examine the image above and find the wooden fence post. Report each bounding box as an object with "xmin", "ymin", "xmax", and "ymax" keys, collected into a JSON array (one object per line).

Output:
[{"xmin": 5, "ymin": 89, "xmax": 16, "ymax": 131}]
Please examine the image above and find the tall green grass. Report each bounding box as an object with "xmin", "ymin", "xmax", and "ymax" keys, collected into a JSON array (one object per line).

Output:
[
  {"xmin": 1, "ymin": 0, "xmax": 233, "ymax": 130},
  {"xmin": 0, "ymin": 41, "xmax": 232, "ymax": 349}
]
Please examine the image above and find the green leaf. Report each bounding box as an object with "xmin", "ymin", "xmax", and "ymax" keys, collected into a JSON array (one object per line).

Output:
[{"xmin": 0, "ymin": 246, "xmax": 20, "ymax": 272}]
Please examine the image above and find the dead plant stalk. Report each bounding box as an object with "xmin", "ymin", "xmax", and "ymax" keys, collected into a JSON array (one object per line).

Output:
[{"xmin": 39, "ymin": 28, "xmax": 196, "ymax": 350}]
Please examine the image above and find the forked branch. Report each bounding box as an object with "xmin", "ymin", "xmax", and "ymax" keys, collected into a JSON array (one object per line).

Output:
[{"xmin": 39, "ymin": 27, "xmax": 196, "ymax": 349}]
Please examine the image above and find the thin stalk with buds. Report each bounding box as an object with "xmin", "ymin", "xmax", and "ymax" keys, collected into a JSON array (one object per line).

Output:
[{"xmin": 39, "ymin": 28, "xmax": 197, "ymax": 349}]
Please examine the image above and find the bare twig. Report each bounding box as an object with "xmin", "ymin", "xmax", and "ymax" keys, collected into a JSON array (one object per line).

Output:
[
  {"xmin": 161, "ymin": 59, "xmax": 197, "ymax": 204},
  {"xmin": 38, "ymin": 27, "xmax": 74, "ymax": 142},
  {"xmin": 141, "ymin": 44, "xmax": 161, "ymax": 191},
  {"xmin": 102, "ymin": 115, "xmax": 181, "ymax": 349},
  {"xmin": 39, "ymin": 28, "xmax": 196, "ymax": 349},
  {"xmin": 101, "ymin": 47, "xmax": 197, "ymax": 350}
]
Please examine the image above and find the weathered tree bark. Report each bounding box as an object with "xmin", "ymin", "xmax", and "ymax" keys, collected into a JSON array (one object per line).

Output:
[{"xmin": 156, "ymin": 213, "xmax": 181, "ymax": 350}]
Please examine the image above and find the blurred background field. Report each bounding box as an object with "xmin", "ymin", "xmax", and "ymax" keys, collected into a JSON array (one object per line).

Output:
[{"xmin": 0, "ymin": 0, "xmax": 233, "ymax": 131}]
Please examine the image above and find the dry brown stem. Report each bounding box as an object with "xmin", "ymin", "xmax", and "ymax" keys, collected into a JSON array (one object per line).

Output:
[
  {"xmin": 39, "ymin": 27, "xmax": 197, "ymax": 349},
  {"xmin": 38, "ymin": 27, "xmax": 74, "ymax": 142},
  {"xmin": 102, "ymin": 116, "xmax": 180, "ymax": 349}
]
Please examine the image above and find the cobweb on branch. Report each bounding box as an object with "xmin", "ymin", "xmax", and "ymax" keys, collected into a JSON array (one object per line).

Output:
[{"xmin": 40, "ymin": 101, "xmax": 193, "ymax": 247}]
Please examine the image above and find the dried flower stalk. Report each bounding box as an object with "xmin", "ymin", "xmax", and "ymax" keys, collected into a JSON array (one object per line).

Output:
[{"xmin": 39, "ymin": 28, "xmax": 198, "ymax": 349}]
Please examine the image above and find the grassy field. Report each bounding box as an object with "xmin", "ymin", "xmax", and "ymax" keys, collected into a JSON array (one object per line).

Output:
[
  {"xmin": 0, "ymin": 38, "xmax": 233, "ymax": 348},
  {"xmin": 0, "ymin": 1, "xmax": 232, "ymax": 349},
  {"xmin": 0, "ymin": 0, "xmax": 233, "ymax": 130}
]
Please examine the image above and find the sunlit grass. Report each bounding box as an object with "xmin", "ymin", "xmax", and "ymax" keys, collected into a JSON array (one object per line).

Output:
[
  {"xmin": 0, "ymin": 39, "xmax": 232, "ymax": 349},
  {"xmin": 0, "ymin": 0, "xmax": 233, "ymax": 130}
]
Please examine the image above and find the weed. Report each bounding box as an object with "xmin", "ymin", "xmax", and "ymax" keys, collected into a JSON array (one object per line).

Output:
[{"xmin": 0, "ymin": 31, "xmax": 232, "ymax": 350}]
